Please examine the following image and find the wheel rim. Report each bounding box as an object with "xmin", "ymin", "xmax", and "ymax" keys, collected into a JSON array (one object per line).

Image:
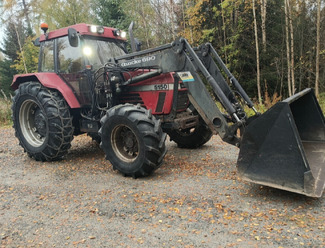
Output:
[
  {"xmin": 111, "ymin": 124, "xmax": 139, "ymax": 163},
  {"xmin": 19, "ymin": 99, "xmax": 46, "ymax": 147}
]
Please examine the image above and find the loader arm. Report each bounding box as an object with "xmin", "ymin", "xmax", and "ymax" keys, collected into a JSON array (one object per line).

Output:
[
  {"xmin": 110, "ymin": 38, "xmax": 325, "ymax": 197},
  {"xmin": 112, "ymin": 38, "xmax": 256, "ymax": 146},
  {"xmin": 195, "ymin": 43, "xmax": 258, "ymax": 115}
]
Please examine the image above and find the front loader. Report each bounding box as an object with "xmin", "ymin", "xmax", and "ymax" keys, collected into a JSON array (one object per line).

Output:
[{"xmin": 11, "ymin": 23, "xmax": 325, "ymax": 197}]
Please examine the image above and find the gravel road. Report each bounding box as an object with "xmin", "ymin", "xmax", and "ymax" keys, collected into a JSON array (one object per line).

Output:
[{"xmin": 0, "ymin": 127, "xmax": 324, "ymax": 248}]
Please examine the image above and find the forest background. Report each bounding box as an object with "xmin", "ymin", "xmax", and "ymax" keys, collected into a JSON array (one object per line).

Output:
[{"xmin": 0, "ymin": 0, "xmax": 324, "ymax": 117}]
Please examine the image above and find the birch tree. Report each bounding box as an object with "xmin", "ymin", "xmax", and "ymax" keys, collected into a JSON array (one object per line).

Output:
[
  {"xmin": 252, "ymin": 0, "xmax": 262, "ymax": 104},
  {"xmin": 221, "ymin": 0, "xmax": 228, "ymax": 64},
  {"xmin": 284, "ymin": 0, "xmax": 292, "ymax": 96},
  {"xmin": 21, "ymin": 0, "xmax": 32, "ymax": 34},
  {"xmin": 260, "ymin": 0, "xmax": 267, "ymax": 52},
  {"xmin": 287, "ymin": 0, "xmax": 295, "ymax": 95}
]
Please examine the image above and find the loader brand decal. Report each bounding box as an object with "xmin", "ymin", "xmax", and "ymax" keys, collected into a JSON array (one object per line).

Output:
[
  {"xmin": 129, "ymin": 83, "xmax": 180, "ymax": 92},
  {"xmin": 121, "ymin": 59, "xmax": 141, "ymax": 67},
  {"xmin": 121, "ymin": 55, "xmax": 156, "ymax": 67},
  {"xmin": 177, "ymin": 72, "xmax": 195, "ymax": 82}
]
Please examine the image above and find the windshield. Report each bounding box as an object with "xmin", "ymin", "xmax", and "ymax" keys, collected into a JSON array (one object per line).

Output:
[{"xmin": 82, "ymin": 38, "xmax": 126, "ymax": 69}]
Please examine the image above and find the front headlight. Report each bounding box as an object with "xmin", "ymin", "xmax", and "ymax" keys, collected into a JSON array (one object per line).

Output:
[
  {"xmin": 120, "ymin": 31, "xmax": 127, "ymax": 38},
  {"xmin": 97, "ymin": 26, "xmax": 104, "ymax": 34},
  {"xmin": 83, "ymin": 46, "xmax": 92, "ymax": 56},
  {"xmin": 90, "ymin": 25, "xmax": 97, "ymax": 33},
  {"xmin": 89, "ymin": 25, "xmax": 104, "ymax": 34},
  {"xmin": 113, "ymin": 29, "xmax": 120, "ymax": 36}
]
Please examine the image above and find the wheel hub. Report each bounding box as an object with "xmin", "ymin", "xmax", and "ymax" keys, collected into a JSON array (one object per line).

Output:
[
  {"xmin": 111, "ymin": 125, "xmax": 139, "ymax": 163},
  {"xmin": 123, "ymin": 130, "xmax": 136, "ymax": 148},
  {"xmin": 34, "ymin": 108, "xmax": 47, "ymax": 137}
]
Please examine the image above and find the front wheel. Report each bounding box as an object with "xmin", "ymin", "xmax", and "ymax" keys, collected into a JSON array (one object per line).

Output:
[
  {"xmin": 12, "ymin": 82, "xmax": 74, "ymax": 161},
  {"xmin": 99, "ymin": 104, "xmax": 167, "ymax": 178},
  {"xmin": 166, "ymin": 119, "xmax": 212, "ymax": 148}
]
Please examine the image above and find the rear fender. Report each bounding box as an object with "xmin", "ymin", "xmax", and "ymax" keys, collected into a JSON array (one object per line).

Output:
[{"xmin": 11, "ymin": 73, "xmax": 80, "ymax": 108}]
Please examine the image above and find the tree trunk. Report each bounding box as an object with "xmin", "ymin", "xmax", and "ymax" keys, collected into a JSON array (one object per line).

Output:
[
  {"xmin": 221, "ymin": 0, "xmax": 228, "ymax": 64},
  {"xmin": 252, "ymin": 0, "xmax": 262, "ymax": 104},
  {"xmin": 170, "ymin": 0, "xmax": 176, "ymax": 40},
  {"xmin": 284, "ymin": 0, "xmax": 292, "ymax": 96},
  {"xmin": 260, "ymin": 0, "xmax": 267, "ymax": 52},
  {"xmin": 181, "ymin": 0, "xmax": 186, "ymax": 31},
  {"xmin": 13, "ymin": 22, "xmax": 28, "ymax": 74},
  {"xmin": 299, "ymin": 18, "xmax": 304, "ymax": 92},
  {"xmin": 287, "ymin": 0, "xmax": 295, "ymax": 95},
  {"xmin": 234, "ymin": 0, "xmax": 238, "ymax": 26},
  {"xmin": 281, "ymin": 52, "xmax": 284, "ymax": 97},
  {"xmin": 315, "ymin": 0, "xmax": 320, "ymax": 98},
  {"xmin": 308, "ymin": 52, "xmax": 312, "ymax": 88},
  {"xmin": 140, "ymin": 0, "xmax": 150, "ymax": 48},
  {"xmin": 22, "ymin": 0, "xmax": 32, "ymax": 34}
]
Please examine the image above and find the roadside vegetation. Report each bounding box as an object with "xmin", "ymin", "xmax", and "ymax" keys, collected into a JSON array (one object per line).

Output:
[{"xmin": 0, "ymin": 96, "xmax": 12, "ymax": 126}]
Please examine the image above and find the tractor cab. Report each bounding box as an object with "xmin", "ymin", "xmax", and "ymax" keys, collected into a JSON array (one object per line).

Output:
[{"xmin": 37, "ymin": 23, "xmax": 127, "ymax": 105}]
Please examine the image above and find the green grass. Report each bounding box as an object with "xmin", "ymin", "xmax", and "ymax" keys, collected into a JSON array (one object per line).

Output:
[
  {"xmin": 0, "ymin": 98, "xmax": 12, "ymax": 127},
  {"xmin": 244, "ymin": 103, "xmax": 268, "ymax": 117}
]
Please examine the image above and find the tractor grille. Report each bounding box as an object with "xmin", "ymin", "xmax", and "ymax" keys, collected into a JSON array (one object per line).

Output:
[
  {"xmin": 155, "ymin": 92, "xmax": 166, "ymax": 113},
  {"xmin": 119, "ymin": 93, "xmax": 144, "ymax": 105},
  {"xmin": 176, "ymin": 91, "xmax": 189, "ymax": 111}
]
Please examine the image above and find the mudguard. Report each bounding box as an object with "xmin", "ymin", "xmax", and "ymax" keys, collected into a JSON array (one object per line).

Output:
[{"xmin": 11, "ymin": 72, "xmax": 80, "ymax": 108}]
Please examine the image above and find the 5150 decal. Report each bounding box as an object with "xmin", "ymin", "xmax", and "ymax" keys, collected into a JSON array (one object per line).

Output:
[{"xmin": 154, "ymin": 84, "xmax": 169, "ymax": 90}]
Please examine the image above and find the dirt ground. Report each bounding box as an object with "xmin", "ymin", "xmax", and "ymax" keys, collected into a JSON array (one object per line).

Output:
[{"xmin": 0, "ymin": 127, "xmax": 324, "ymax": 248}]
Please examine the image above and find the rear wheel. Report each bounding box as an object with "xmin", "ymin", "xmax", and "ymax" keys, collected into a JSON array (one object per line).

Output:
[
  {"xmin": 99, "ymin": 104, "xmax": 167, "ymax": 178},
  {"xmin": 12, "ymin": 82, "xmax": 74, "ymax": 161},
  {"xmin": 166, "ymin": 119, "xmax": 212, "ymax": 148}
]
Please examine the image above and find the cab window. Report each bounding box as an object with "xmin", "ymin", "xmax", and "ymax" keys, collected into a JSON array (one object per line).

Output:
[
  {"xmin": 40, "ymin": 40, "xmax": 54, "ymax": 72},
  {"xmin": 82, "ymin": 38, "xmax": 126, "ymax": 70},
  {"xmin": 57, "ymin": 36, "xmax": 83, "ymax": 73}
]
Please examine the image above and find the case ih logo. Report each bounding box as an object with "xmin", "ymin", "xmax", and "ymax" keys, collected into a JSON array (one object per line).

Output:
[{"xmin": 121, "ymin": 56, "xmax": 156, "ymax": 67}]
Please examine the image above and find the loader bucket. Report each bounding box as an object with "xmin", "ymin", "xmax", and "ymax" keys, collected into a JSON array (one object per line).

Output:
[{"xmin": 237, "ymin": 88, "xmax": 325, "ymax": 197}]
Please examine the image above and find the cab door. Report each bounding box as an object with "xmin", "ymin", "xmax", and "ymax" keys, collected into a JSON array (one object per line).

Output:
[{"xmin": 56, "ymin": 36, "xmax": 91, "ymax": 106}]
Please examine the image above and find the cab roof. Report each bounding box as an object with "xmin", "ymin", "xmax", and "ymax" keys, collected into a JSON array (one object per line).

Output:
[{"xmin": 39, "ymin": 23, "xmax": 127, "ymax": 42}]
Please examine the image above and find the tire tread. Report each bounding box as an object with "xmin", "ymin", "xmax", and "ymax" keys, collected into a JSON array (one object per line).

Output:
[{"xmin": 12, "ymin": 82, "xmax": 74, "ymax": 161}]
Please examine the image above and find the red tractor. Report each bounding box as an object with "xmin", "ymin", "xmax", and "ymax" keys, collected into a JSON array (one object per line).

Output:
[{"xmin": 11, "ymin": 23, "xmax": 325, "ymax": 197}]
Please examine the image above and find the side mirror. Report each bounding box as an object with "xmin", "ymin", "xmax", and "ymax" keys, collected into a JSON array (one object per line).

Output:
[
  {"xmin": 68, "ymin": 28, "xmax": 79, "ymax": 47},
  {"xmin": 134, "ymin": 38, "xmax": 142, "ymax": 52},
  {"xmin": 33, "ymin": 37, "xmax": 41, "ymax": 47}
]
